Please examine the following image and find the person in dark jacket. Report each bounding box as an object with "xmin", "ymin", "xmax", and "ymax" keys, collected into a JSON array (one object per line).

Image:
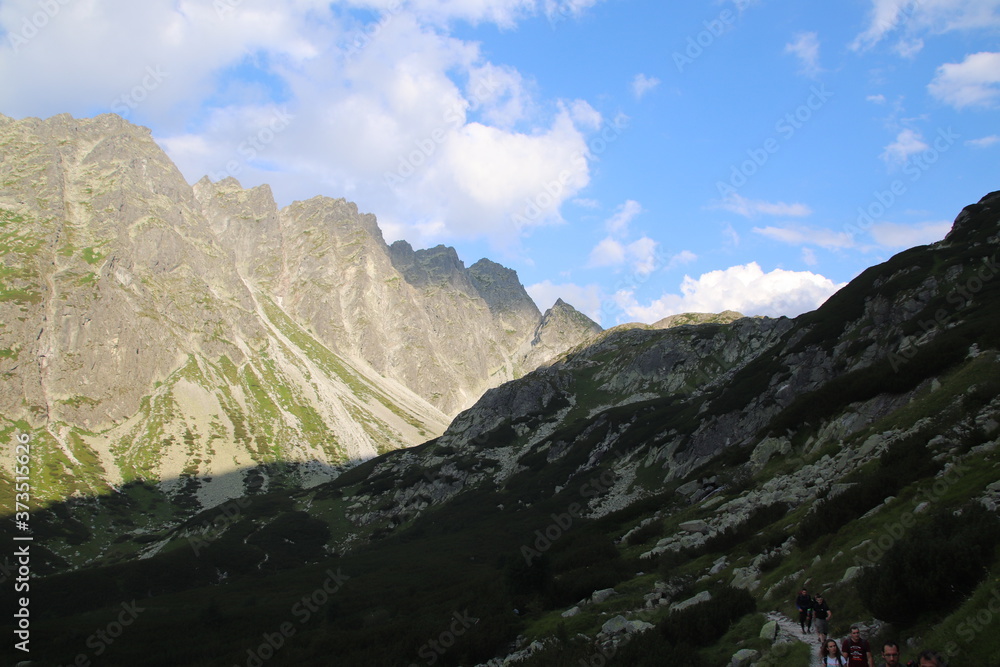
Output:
[
  {"xmin": 796, "ymin": 587, "xmax": 814, "ymax": 634},
  {"xmin": 813, "ymin": 594, "xmax": 832, "ymax": 645}
]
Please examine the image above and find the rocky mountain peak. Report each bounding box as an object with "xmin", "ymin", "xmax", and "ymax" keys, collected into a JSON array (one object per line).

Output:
[
  {"xmin": 945, "ymin": 189, "xmax": 1000, "ymax": 245},
  {"xmin": 282, "ymin": 195, "xmax": 386, "ymax": 245},
  {"xmin": 389, "ymin": 241, "xmax": 473, "ymax": 293},
  {"xmin": 0, "ymin": 112, "xmax": 605, "ymax": 504},
  {"xmin": 520, "ymin": 297, "xmax": 602, "ymax": 370}
]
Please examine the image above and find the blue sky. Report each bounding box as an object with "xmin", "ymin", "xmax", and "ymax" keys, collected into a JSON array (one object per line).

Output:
[{"xmin": 1, "ymin": 0, "xmax": 998, "ymax": 326}]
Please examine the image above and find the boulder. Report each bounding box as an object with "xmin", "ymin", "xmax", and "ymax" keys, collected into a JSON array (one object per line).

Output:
[
  {"xmin": 669, "ymin": 590, "xmax": 711, "ymax": 613},
  {"xmin": 601, "ymin": 616, "xmax": 629, "ymax": 635},
  {"xmin": 751, "ymin": 436, "xmax": 791, "ymax": 470},
  {"xmin": 591, "ymin": 588, "xmax": 617, "ymax": 605},
  {"xmin": 731, "ymin": 566, "xmax": 760, "ymax": 591},
  {"xmin": 629, "ymin": 620, "xmax": 655, "ymax": 633},
  {"xmin": 760, "ymin": 620, "xmax": 779, "ymax": 641},
  {"xmin": 676, "ymin": 479, "xmax": 701, "ymax": 497},
  {"xmin": 561, "ymin": 606, "xmax": 580, "ymax": 618},
  {"xmin": 600, "ymin": 615, "xmax": 654, "ymax": 636},
  {"xmin": 731, "ymin": 648, "xmax": 761, "ymax": 667},
  {"xmin": 678, "ymin": 519, "xmax": 710, "ymax": 534}
]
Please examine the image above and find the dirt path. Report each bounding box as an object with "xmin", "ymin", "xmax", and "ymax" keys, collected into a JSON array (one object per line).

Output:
[{"xmin": 765, "ymin": 610, "xmax": 823, "ymax": 667}]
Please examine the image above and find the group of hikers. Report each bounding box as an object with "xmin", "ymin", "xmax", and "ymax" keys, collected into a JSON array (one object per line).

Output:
[{"xmin": 795, "ymin": 588, "xmax": 947, "ymax": 667}]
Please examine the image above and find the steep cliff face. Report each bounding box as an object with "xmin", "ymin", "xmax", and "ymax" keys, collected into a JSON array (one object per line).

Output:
[
  {"xmin": 196, "ymin": 177, "xmax": 601, "ymax": 417},
  {"xmin": 519, "ymin": 298, "xmax": 604, "ymax": 371},
  {"xmin": 0, "ymin": 113, "xmax": 600, "ymax": 504}
]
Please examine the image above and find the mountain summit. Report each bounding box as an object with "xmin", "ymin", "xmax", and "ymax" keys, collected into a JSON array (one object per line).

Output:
[{"xmin": 0, "ymin": 113, "xmax": 601, "ymax": 502}]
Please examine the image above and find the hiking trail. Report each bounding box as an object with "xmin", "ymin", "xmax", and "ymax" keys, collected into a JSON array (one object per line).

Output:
[{"xmin": 766, "ymin": 610, "xmax": 824, "ymax": 667}]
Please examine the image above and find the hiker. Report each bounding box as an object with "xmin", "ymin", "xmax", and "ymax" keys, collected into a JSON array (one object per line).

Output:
[
  {"xmin": 821, "ymin": 638, "xmax": 847, "ymax": 667},
  {"xmin": 914, "ymin": 650, "xmax": 946, "ymax": 667},
  {"xmin": 842, "ymin": 625, "xmax": 874, "ymax": 667},
  {"xmin": 813, "ymin": 594, "xmax": 832, "ymax": 644},
  {"xmin": 796, "ymin": 587, "xmax": 814, "ymax": 634},
  {"xmin": 880, "ymin": 641, "xmax": 902, "ymax": 667}
]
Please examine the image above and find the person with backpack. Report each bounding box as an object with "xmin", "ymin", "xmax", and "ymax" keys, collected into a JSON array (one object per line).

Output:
[
  {"xmin": 821, "ymin": 638, "xmax": 847, "ymax": 666},
  {"xmin": 813, "ymin": 594, "xmax": 832, "ymax": 645},
  {"xmin": 842, "ymin": 625, "xmax": 874, "ymax": 667}
]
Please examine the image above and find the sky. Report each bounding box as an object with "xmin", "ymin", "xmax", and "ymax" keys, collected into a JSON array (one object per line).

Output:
[{"xmin": 1, "ymin": 0, "xmax": 998, "ymax": 327}]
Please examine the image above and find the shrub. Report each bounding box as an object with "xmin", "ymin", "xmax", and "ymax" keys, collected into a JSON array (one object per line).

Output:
[
  {"xmin": 659, "ymin": 584, "xmax": 757, "ymax": 648},
  {"xmin": 796, "ymin": 436, "xmax": 937, "ymax": 546},
  {"xmin": 857, "ymin": 504, "xmax": 1000, "ymax": 625},
  {"xmin": 625, "ymin": 520, "xmax": 663, "ymax": 547}
]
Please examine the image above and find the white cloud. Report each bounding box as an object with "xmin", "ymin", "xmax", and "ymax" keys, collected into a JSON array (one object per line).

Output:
[
  {"xmin": 543, "ymin": 0, "xmax": 601, "ymax": 21},
  {"xmin": 852, "ymin": 0, "xmax": 1000, "ymax": 53},
  {"xmin": 717, "ymin": 194, "xmax": 813, "ymax": 218},
  {"xmin": 617, "ymin": 262, "xmax": 845, "ymax": 321},
  {"xmin": 588, "ymin": 237, "xmax": 626, "ymax": 267},
  {"xmin": 802, "ymin": 247, "xmax": 818, "ymax": 266},
  {"xmin": 631, "ymin": 73, "xmax": 661, "ymax": 100},
  {"xmin": 466, "ymin": 62, "xmax": 532, "ymax": 128},
  {"xmin": 867, "ymin": 94, "xmax": 887, "ymax": 104},
  {"xmin": 753, "ymin": 224, "xmax": 856, "ymax": 249},
  {"xmin": 567, "ymin": 98, "xmax": 604, "ymax": 131},
  {"xmin": 966, "ymin": 134, "xmax": 1000, "ymax": 148},
  {"xmin": 869, "ymin": 221, "xmax": 951, "ymax": 248},
  {"xmin": 880, "ymin": 128, "xmax": 929, "ymax": 166},
  {"xmin": 586, "ymin": 200, "xmax": 659, "ymax": 274},
  {"xmin": 605, "ymin": 199, "xmax": 643, "ymax": 234},
  {"xmin": 587, "ymin": 235, "xmax": 659, "ymax": 275},
  {"xmin": 928, "ymin": 51, "xmax": 1000, "ymax": 109},
  {"xmin": 527, "ymin": 280, "xmax": 603, "ymax": 322},
  {"xmin": 894, "ymin": 37, "xmax": 924, "ymax": 58},
  {"xmin": 0, "ymin": 0, "xmax": 609, "ymax": 250},
  {"xmin": 626, "ymin": 237, "xmax": 658, "ymax": 275},
  {"xmin": 666, "ymin": 250, "xmax": 698, "ymax": 270},
  {"xmin": 785, "ymin": 32, "xmax": 821, "ymax": 77},
  {"xmin": 722, "ymin": 223, "xmax": 741, "ymax": 247}
]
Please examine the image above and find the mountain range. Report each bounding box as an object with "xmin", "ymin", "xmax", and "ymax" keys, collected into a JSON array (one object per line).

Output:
[
  {"xmin": 0, "ymin": 112, "xmax": 600, "ymax": 507},
  {"xmin": 1, "ymin": 114, "xmax": 999, "ymax": 667}
]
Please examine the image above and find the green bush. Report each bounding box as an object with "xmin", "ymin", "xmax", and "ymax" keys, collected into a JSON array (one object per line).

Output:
[
  {"xmin": 659, "ymin": 584, "xmax": 757, "ymax": 648},
  {"xmin": 624, "ymin": 520, "xmax": 663, "ymax": 547},
  {"xmin": 796, "ymin": 436, "xmax": 937, "ymax": 545},
  {"xmin": 857, "ymin": 504, "xmax": 1000, "ymax": 625}
]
